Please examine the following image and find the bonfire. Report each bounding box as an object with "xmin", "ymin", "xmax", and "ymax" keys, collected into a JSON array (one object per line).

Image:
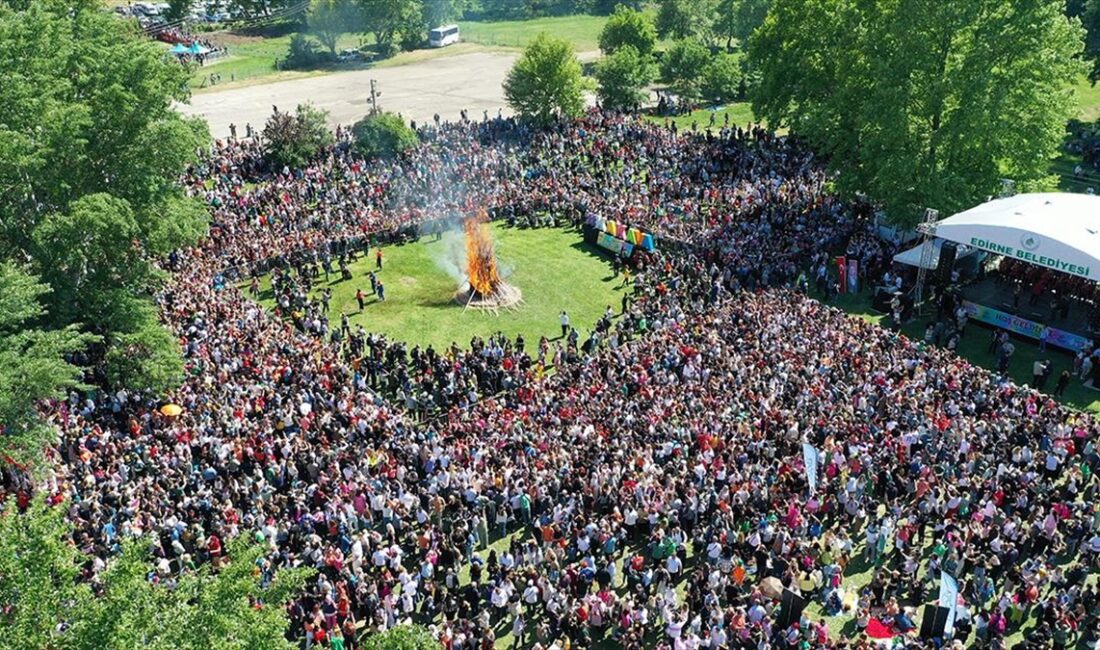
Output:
[{"xmin": 455, "ymin": 211, "xmax": 522, "ymax": 312}]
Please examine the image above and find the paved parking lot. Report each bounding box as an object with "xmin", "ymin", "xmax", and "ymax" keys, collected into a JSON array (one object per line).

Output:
[{"xmin": 182, "ymin": 51, "xmax": 520, "ymax": 137}]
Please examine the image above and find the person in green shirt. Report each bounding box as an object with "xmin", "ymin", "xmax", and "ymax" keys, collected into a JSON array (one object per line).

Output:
[{"xmin": 330, "ymin": 626, "xmax": 345, "ymax": 650}]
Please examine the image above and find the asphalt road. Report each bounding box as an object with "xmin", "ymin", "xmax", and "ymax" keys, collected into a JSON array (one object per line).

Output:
[{"xmin": 181, "ymin": 50, "xmax": 521, "ymax": 138}]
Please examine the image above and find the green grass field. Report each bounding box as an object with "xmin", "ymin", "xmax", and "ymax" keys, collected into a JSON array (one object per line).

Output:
[
  {"xmin": 252, "ymin": 224, "xmax": 628, "ymax": 350},
  {"xmin": 826, "ymin": 289, "xmax": 1100, "ymax": 413},
  {"xmin": 458, "ymin": 14, "xmax": 608, "ymax": 52},
  {"xmin": 644, "ymin": 103, "xmax": 760, "ymax": 131},
  {"xmin": 187, "ymin": 32, "xmax": 370, "ymax": 90}
]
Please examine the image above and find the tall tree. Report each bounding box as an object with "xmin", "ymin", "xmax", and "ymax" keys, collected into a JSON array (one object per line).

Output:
[
  {"xmin": 701, "ymin": 51, "xmax": 743, "ymax": 103},
  {"xmin": 351, "ymin": 112, "xmax": 421, "ymax": 158},
  {"xmin": 750, "ymin": 0, "xmax": 1085, "ymax": 224},
  {"xmin": 0, "ymin": 264, "xmax": 95, "ymax": 469},
  {"xmin": 598, "ymin": 4, "xmax": 657, "ymax": 56},
  {"xmin": 361, "ymin": 625, "xmax": 440, "ymax": 649},
  {"xmin": 714, "ymin": 0, "xmax": 771, "ymax": 51},
  {"xmin": 595, "ymin": 45, "xmax": 655, "ymax": 111},
  {"xmin": 504, "ymin": 33, "xmax": 586, "ymax": 125},
  {"xmin": 422, "ymin": 0, "xmax": 466, "ymax": 27},
  {"xmin": 0, "ymin": 0, "xmax": 209, "ymax": 392},
  {"xmin": 358, "ymin": 0, "xmax": 421, "ymax": 55},
  {"xmin": 310, "ymin": 0, "xmax": 356, "ymax": 55},
  {"xmin": 655, "ymin": 0, "xmax": 716, "ymax": 42},
  {"xmin": 660, "ymin": 39, "xmax": 711, "ymax": 101},
  {"xmin": 1084, "ymin": 0, "xmax": 1100, "ymax": 82},
  {"xmin": 263, "ymin": 104, "xmax": 335, "ymax": 170},
  {"xmin": 0, "ymin": 497, "xmax": 312, "ymax": 650}
]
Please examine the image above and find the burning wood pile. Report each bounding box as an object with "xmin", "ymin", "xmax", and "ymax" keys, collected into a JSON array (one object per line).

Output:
[{"xmin": 455, "ymin": 211, "xmax": 522, "ymax": 312}]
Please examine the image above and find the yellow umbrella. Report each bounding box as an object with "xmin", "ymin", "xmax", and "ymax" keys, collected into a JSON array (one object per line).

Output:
[{"xmin": 159, "ymin": 404, "xmax": 183, "ymax": 417}]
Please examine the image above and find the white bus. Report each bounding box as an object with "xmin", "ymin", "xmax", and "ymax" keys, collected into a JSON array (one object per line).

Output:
[{"xmin": 429, "ymin": 24, "xmax": 460, "ymax": 47}]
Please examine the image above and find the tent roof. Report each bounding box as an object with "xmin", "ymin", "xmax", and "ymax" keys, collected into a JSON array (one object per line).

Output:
[
  {"xmin": 934, "ymin": 193, "xmax": 1100, "ymax": 281},
  {"xmin": 892, "ymin": 238, "xmax": 977, "ymax": 270}
]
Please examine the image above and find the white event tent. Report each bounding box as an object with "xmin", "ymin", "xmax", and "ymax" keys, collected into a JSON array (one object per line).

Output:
[{"xmin": 894, "ymin": 193, "xmax": 1100, "ymax": 280}]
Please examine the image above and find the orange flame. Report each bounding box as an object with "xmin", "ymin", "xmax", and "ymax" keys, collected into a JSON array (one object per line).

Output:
[{"xmin": 464, "ymin": 210, "xmax": 501, "ymax": 296}]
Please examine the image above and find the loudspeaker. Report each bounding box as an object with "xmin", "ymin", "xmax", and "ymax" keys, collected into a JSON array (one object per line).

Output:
[
  {"xmin": 918, "ymin": 604, "xmax": 951, "ymax": 639},
  {"xmin": 936, "ymin": 241, "xmax": 958, "ymax": 284},
  {"xmin": 776, "ymin": 588, "xmax": 807, "ymax": 630}
]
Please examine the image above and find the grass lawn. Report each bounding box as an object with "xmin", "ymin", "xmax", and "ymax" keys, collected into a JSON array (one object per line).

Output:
[
  {"xmin": 825, "ymin": 289, "xmax": 1100, "ymax": 413},
  {"xmin": 188, "ymin": 32, "xmax": 370, "ymax": 90},
  {"xmin": 458, "ymin": 14, "xmax": 608, "ymax": 52},
  {"xmin": 1074, "ymin": 74, "xmax": 1100, "ymax": 123},
  {"xmin": 251, "ymin": 224, "xmax": 627, "ymax": 351},
  {"xmin": 644, "ymin": 103, "xmax": 761, "ymax": 131}
]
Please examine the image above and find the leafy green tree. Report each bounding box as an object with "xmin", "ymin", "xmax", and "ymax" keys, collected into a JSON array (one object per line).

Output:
[
  {"xmin": 0, "ymin": 497, "xmax": 312, "ymax": 650},
  {"xmin": 750, "ymin": 0, "xmax": 1085, "ymax": 224},
  {"xmin": 284, "ymin": 33, "xmax": 328, "ymax": 69},
  {"xmin": 165, "ymin": 0, "xmax": 194, "ymax": 22},
  {"xmin": 0, "ymin": 0, "xmax": 208, "ymax": 392},
  {"xmin": 359, "ymin": 0, "xmax": 421, "ymax": 56},
  {"xmin": 655, "ymin": 0, "xmax": 716, "ymax": 42},
  {"xmin": 596, "ymin": 45, "xmax": 655, "ymax": 111},
  {"xmin": 361, "ymin": 624, "xmax": 441, "ymax": 649},
  {"xmin": 701, "ymin": 52, "xmax": 742, "ymax": 103},
  {"xmin": 504, "ymin": 33, "xmax": 586, "ymax": 125},
  {"xmin": 352, "ymin": 112, "xmax": 421, "ymax": 158},
  {"xmin": 660, "ymin": 38, "xmax": 711, "ymax": 101},
  {"xmin": 1085, "ymin": 0, "xmax": 1100, "ymax": 82},
  {"xmin": 263, "ymin": 104, "xmax": 335, "ymax": 169},
  {"xmin": 714, "ymin": 0, "xmax": 771, "ymax": 50},
  {"xmin": 310, "ymin": 0, "xmax": 356, "ymax": 55},
  {"xmin": 0, "ymin": 264, "xmax": 96, "ymax": 469},
  {"xmin": 598, "ymin": 4, "xmax": 657, "ymax": 56},
  {"xmin": 422, "ymin": 0, "xmax": 466, "ymax": 27}
]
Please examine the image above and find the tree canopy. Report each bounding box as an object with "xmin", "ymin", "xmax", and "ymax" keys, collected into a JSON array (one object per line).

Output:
[
  {"xmin": 310, "ymin": 0, "xmax": 358, "ymax": 54},
  {"xmin": 0, "ymin": 497, "xmax": 312, "ymax": 650},
  {"xmin": 701, "ymin": 52, "xmax": 743, "ymax": 104},
  {"xmin": 351, "ymin": 112, "xmax": 421, "ymax": 158},
  {"xmin": 660, "ymin": 39, "xmax": 711, "ymax": 101},
  {"xmin": 595, "ymin": 45, "xmax": 654, "ymax": 111},
  {"xmin": 0, "ymin": 264, "xmax": 95, "ymax": 469},
  {"xmin": 504, "ymin": 33, "xmax": 586, "ymax": 125},
  {"xmin": 749, "ymin": 0, "xmax": 1086, "ymax": 224},
  {"xmin": 361, "ymin": 624, "xmax": 441, "ymax": 649},
  {"xmin": 655, "ymin": 0, "xmax": 715, "ymax": 42},
  {"xmin": 598, "ymin": 4, "xmax": 657, "ymax": 56},
  {"xmin": 0, "ymin": 0, "xmax": 209, "ymax": 405},
  {"xmin": 263, "ymin": 103, "xmax": 335, "ymax": 169}
]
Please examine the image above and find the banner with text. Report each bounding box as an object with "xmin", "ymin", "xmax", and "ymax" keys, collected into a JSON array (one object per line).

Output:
[{"xmin": 961, "ymin": 300, "xmax": 1092, "ymax": 352}]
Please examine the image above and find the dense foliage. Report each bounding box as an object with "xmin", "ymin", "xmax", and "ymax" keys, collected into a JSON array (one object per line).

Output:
[
  {"xmin": 504, "ymin": 33, "xmax": 586, "ymax": 124},
  {"xmin": 660, "ymin": 38, "xmax": 711, "ymax": 101},
  {"xmin": 595, "ymin": 44, "xmax": 654, "ymax": 111},
  {"xmin": 0, "ymin": 0, "xmax": 208, "ymax": 405},
  {"xmin": 597, "ymin": 3, "xmax": 656, "ymax": 55},
  {"xmin": 0, "ymin": 497, "xmax": 312, "ymax": 650},
  {"xmin": 262, "ymin": 103, "xmax": 335, "ymax": 169},
  {"xmin": 361, "ymin": 625, "xmax": 441, "ymax": 649},
  {"xmin": 750, "ymin": 0, "xmax": 1086, "ymax": 224},
  {"xmin": 0, "ymin": 264, "xmax": 95, "ymax": 468},
  {"xmin": 351, "ymin": 111, "xmax": 421, "ymax": 158}
]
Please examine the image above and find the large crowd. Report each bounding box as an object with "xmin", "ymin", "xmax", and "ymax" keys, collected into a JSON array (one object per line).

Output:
[{"xmin": 6, "ymin": 110, "xmax": 1100, "ymax": 650}]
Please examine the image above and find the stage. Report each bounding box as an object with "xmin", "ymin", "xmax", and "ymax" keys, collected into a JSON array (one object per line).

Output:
[{"xmin": 956, "ymin": 276, "xmax": 1099, "ymax": 351}]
